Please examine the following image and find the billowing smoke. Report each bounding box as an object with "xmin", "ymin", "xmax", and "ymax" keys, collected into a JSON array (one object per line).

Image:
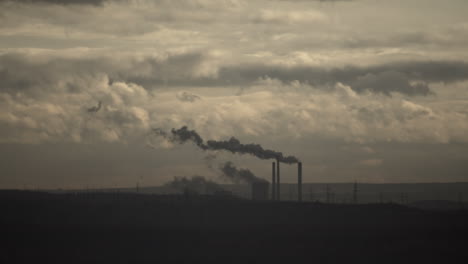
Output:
[
  {"xmin": 155, "ymin": 126, "xmax": 300, "ymax": 164},
  {"xmin": 169, "ymin": 126, "xmax": 208, "ymax": 150},
  {"xmin": 220, "ymin": 161, "xmax": 267, "ymax": 184},
  {"xmin": 87, "ymin": 101, "xmax": 102, "ymax": 113},
  {"xmin": 164, "ymin": 176, "xmax": 225, "ymax": 195},
  {"xmin": 206, "ymin": 137, "xmax": 299, "ymax": 164}
]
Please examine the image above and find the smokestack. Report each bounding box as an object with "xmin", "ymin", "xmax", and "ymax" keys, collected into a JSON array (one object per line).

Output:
[
  {"xmin": 276, "ymin": 160, "xmax": 280, "ymax": 201},
  {"xmin": 298, "ymin": 162, "xmax": 302, "ymax": 202},
  {"xmin": 272, "ymin": 162, "xmax": 276, "ymax": 200}
]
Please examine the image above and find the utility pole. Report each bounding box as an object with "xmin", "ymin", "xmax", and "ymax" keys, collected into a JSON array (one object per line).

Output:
[
  {"xmin": 272, "ymin": 162, "xmax": 276, "ymax": 201},
  {"xmin": 353, "ymin": 181, "xmax": 358, "ymax": 204},
  {"xmin": 458, "ymin": 192, "xmax": 464, "ymax": 210},
  {"xmin": 276, "ymin": 160, "xmax": 280, "ymax": 201},
  {"xmin": 298, "ymin": 162, "xmax": 302, "ymax": 202}
]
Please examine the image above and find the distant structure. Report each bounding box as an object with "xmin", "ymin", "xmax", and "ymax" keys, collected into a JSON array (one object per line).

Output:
[
  {"xmin": 353, "ymin": 181, "xmax": 358, "ymax": 204},
  {"xmin": 400, "ymin": 192, "xmax": 408, "ymax": 204},
  {"xmin": 276, "ymin": 160, "xmax": 280, "ymax": 201},
  {"xmin": 270, "ymin": 160, "xmax": 302, "ymax": 202},
  {"xmin": 272, "ymin": 162, "xmax": 276, "ymax": 200},
  {"xmin": 252, "ymin": 181, "xmax": 270, "ymax": 201},
  {"xmin": 458, "ymin": 193, "xmax": 464, "ymax": 209},
  {"xmin": 297, "ymin": 162, "xmax": 302, "ymax": 202}
]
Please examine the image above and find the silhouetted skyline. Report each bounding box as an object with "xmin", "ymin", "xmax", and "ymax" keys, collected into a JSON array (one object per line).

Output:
[{"xmin": 1, "ymin": 0, "xmax": 468, "ymax": 189}]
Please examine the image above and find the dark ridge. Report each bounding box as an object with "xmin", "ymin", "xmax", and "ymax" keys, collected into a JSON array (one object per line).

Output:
[{"xmin": 2, "ymin": 190, "xmax": 468, "ymax": 263}]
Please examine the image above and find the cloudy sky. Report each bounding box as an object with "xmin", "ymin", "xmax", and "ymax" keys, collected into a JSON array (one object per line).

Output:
[{"xmin": 1, "ymin": 0, "xmax": 468, "ymax": 189}]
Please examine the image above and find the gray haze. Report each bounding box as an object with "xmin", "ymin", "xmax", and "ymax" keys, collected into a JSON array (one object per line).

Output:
[{"xmin": 1, "ymin": 0, "xmax": 468, "ymax": 188}]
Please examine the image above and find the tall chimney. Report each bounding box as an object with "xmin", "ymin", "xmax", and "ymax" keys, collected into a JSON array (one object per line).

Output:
[
  {"xmin": 298, "ymin": 162, "xmax": 302, "ymax": 202},
  {"xmin": 272, "ymin": 162, "xmax": 276, "ymax": 200},
  {"xmin": 276, "ymin": 160, "xmax": 280, "ymax": 201}
]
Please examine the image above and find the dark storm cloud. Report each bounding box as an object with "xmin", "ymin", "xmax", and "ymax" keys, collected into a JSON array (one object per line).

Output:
[
  {"xmin": 100, "ymin": 59, "xmax": 467, "ymax": 95},
  {"xmin": 0, "ymin": 0, "xmax": 117, "ymax": 5},
  {"xmin": 1, "ymin": 0, "xmax": 352, "ymax": 5},
  {"xmin": 279, "ymin": 0, "xmax": 353, "ymax": 2},
  {"xmin": 336, "ymin": 30, "xmax": 468, "ymax": 50},
  {"xmin": 217, "ymin": 60, "xmax": 468, "ymax": 95},
  {"xmin": 352, "ymin": 71, "xmax": 430, "ymax": 96},
  {"xmin": 2, "ymin": 52, "xmax": 468, "ymax": 96},
  {"xmin": 0, "ymin": 51, "xmax": 207, "ymax": 94}
]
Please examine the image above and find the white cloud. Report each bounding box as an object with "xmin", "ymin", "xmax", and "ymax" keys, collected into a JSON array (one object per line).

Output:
[
  {"xmin": 252, "ymin": 9, "xmax": 328, "ymax": 24},
  {"xmin": 1, "ymin": 0, "xmax": 468, "ymax": 146},
  {"xmin": 3, "ymin": 69, "xmax": 468, "ymax": 146}
]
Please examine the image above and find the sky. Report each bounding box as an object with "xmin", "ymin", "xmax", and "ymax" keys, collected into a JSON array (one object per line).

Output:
[{"xmin": 1, "ymin": 0, "xmax": 468, "ymax": 189}]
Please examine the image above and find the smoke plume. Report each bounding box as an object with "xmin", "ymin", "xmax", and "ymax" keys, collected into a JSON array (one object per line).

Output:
[
  {"xmin": 206, "ymin": 137, "xmax": 299, "ymax": 164},
  {"xmin": 155, "ymin": 126, "xmax": 300, "ymax": 164},
  {"xmin": 170, "ymin": 126, "xmax": 208, "ymax": 150},
  {"xmin": 87, "ymin": 100, "xmax": 102, "ymax": 113},
  {"xmin": 220, "ymin": 161, "xmax": 267, "ymax": 184}
]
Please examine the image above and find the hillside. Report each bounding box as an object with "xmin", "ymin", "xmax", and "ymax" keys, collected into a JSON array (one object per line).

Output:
[{"xmin": 2, "ymin": 190, "xmax": 468, "ymax": 263}]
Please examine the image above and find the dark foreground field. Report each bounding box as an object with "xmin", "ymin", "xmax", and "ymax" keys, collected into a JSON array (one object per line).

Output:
[{"xmin": 2, "ymin": 191, "xmax": 468, "ymax": 264}]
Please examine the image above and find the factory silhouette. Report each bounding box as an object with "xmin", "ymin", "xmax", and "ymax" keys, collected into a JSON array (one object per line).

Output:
[
  {"xmin": 155, "ymin": 126, "xmax": 306, "ymax": 201},
  {"xmin": 3, "ymin": 126, "xmax": 468, "ymax": 263}
]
